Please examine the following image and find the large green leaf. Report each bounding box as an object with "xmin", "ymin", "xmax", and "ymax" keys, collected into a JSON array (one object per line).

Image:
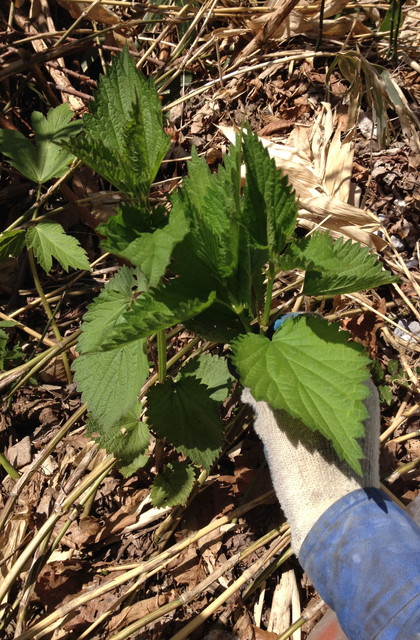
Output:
[
  {"xmin": 73, "ymin": 267, "xmax": 149, "ymax": 429},
  {"xmin": 242, "ymin": 130, "xmax": 298, "ymax": 260},
  {"xmin": 73, "ymin": 342, "xmax": 148, "ymax": 430},
  {"xmin": 150, "ymin": 461, "xmax": 196, "ymax": 508},
  {"xmin": 0, "ymin": 104, "xmax": 79, "ymax": 184},
  {"xmin": 25, "ymin": 221, "xmax": 91, "ymax": 273},
  {"xmin": 103, "ymin": 279, "xmax": 216, "ymax": 347},
  {"xmin": 0, "ymin": 229, "xmax": 26, "ymax": 263},
  {"xmin": 232, "ymin": 315, "xmax": 371, "ymax": 473},
  {"xmin": 147, "ymin": 377, "xmax": 223, "ymax": 470},
  {"xmin": 69, "ymin": 48, "xmax": 169, "ymax": 201},
  {"xmin": 279, "ymin": 232, "xmax": 397, "ymax": 297},
  {"xmin": 87, "ymin": 404, "xmax": 151, "ymax": 477}
]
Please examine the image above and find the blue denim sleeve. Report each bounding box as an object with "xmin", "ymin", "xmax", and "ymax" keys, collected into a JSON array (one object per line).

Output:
[{"xmin": 299, "ymin": 488, "xmax": 420, "ymax": 640}]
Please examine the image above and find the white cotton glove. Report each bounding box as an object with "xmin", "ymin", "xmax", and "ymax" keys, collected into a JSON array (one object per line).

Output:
[{"xmin": 242, "ymin": 380, "xmax": 380, "ymax": 555}]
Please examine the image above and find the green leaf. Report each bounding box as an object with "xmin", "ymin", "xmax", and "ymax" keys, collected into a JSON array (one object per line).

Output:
[
  {"xmin": 242, "ymin": 129, "xmax": 298, "ymax": 260},
  {"xmin": 279, "ymin": 232, "xmax": 397, "ymax": 297},
  {"xmin": 174, "ymin": 149, "xmax": 240, "ymax": 280},
  {"xmin": 147, "ymin": 377, "xmax": 223, "ymax": 470},
  {"xmin": 232, "ymin": 315, "xmax": 371, "ymax": 473},
  {"xmin": 98, "ymin": 203, "xmax": 155, "ymax": 255},
  {"xmin": 150, "ymin": 461, "xmax": 196, "ymax": 508},
  {"xmin": 105, "ymin": 206, "xmax": 189, "ymax": 288},
  {"xmin": 25, "ymin": 221, "xmax": 91, "ymax": 273},
  {"xmin": 73, "ymin": 267, "xmax": 149, "ymax": 429},
  {"xmin": 32, "ymin": 103, "xmax": 82, "ymax": 143},
  {"xmin": 73, "ymin": 341, "xmax": 148, "ymax": 430},
  {"xmin": 69, "ymin": 48, "xmax": 169, "ymax": 201},
  {"xmin": 183, "ymin": 301, "xmax": 245, "ymax": 343},
  {"xmin": 87, "ymin": 404, "xmax": 151, "ymax": 477},
  {"xmin": 181, "ymin": 353, "xmax": 234, "ymax": 402},
  {"xmin": 0, "ymin": 104, "xmax": 78, "ymax": 183},
  {"xmin": 104, "ymin": 278, "xmax": 216, "ymax": 347},
  {"xmin": 378, "ymin": 385, "xmax": 393, "ymax": 406},
  {"xmin": 378, "ymin": 3, "xmax": 404, "ymax": 33},
  {"xmin": 77, "ymin": 266, "xmax": 146, "ymax": 353},
  {"xmin": 387, "ymin": 359, "xmax": 399, "ymax": 375},
  {"xmin": 0, "ymin": 229, "xmax": 26, "ymax": 263}
]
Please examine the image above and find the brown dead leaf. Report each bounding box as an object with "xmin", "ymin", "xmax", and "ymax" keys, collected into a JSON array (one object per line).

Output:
[
  {"xmin": 39, "ymin": 356, "xmax": 69, "ymax": 384},
  {"xmin": 62, "ymin": 516, "xmax": 102, "ymax": 549},
  {"xmin": 247, "ymin": 0, "xmax": 368, "ymax": 43},
  {"xmin": 233, "ymin": 607, "xmax": 255, "ymax": 640},
  {"xmin": 234, "ymin": 438, "xmax": 274, "ymax": 499},
  {"xmin": 0, "ymin": 511, "xmax": 31, "ymax": 581},
  {"xmin": 258, "ymin": 119, "xmax": 295, "ymax": 136},
  {"xmin": 167, "ymin": 544, "xmax": 207, "ymax": 587},
  {"xmin": 168, "ymin": 477, "xmax": 236, "ymax": 587},
  {"xmin": 341, "ymin": 297, "xmax": 386, "ymax": 357},
  {"xmin": 35, "ymin": 561, "xmax": 91, "ymax": 610},
  {"xmin": 108, "ymin": 594, "xmax": 171, "ymax": 632},
  {"xmin": 252, "ymin": 627, "xmax": 278, "ymax": 640},
  {"xmin": 8, "ymin": 436, "xmax": 32, "ymax": 468},
  {"xmin": 55, "ymin": 0, "xmax": 120, "ymax": 25}
]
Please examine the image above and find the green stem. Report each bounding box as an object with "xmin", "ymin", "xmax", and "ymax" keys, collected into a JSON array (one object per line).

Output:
[
  {"xmin": 157, "ymin": 330, "xmax": 167, "ymax": 384},
  {"xmin": 276, "ymin": 616, "xmax": 305, "ymax": 640},
  {"xmin": 141, "ymin": 336, "xmax": 201, "ymax": 396},
  {"xmin": 155, "ymin": 330, "xmax": 168, "ymax": 472},
  {"xmin": 261, "ymin": 263, "xmax": 275, "ymax": 329},
  {"xmin": 0, "ymin": 453, "xmax": 20, "ymax": 480},
  {"xmin": 238, "ymin": 309, "xmax": 252, "ymax": 333}
]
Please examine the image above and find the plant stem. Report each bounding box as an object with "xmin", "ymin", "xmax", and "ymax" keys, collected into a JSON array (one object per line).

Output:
[
  {"xmin": 0, "ymin": 453, "xmax": 20, "ymax": 480},
  {"xmin": 261, "ymin": 263, "xmax": 275, "ymax": 329},
  {"xmin": 276, "ymin": 616, "xmax": 305, "ymax": 640},
  {"xmin": 156, "ymin": 329, "xmax": 167, "ymax": 383},
  {"xmin": 154, "ymin": 330, "xmax": 168, "ymax": 473},
  {"xmin": 27, "ymin": 249, "xmax": 72, "ymax": 384},
  {"xmin": 141, "ymin": 336, "xmax": 201, "ymax": 396}
]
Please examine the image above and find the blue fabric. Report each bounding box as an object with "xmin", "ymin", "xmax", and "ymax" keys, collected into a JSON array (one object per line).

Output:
[
  {"xmin": 300, "ymin": 488, "xmax": 420, "ymax": 640},
  {"xmin": 273, "ymin": 313, "xmax": 301, "ymax": 332}
]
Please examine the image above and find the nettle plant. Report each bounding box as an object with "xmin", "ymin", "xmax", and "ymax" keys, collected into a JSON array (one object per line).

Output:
[{"xmin": 5, "ymin": 50, "xmax": 396, "ymax": 506}]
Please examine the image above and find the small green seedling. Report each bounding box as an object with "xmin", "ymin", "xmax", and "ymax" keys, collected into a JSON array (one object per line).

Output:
[{"xmin": 0, "ymin": 104, "xmax": 90, "ymax": 273}]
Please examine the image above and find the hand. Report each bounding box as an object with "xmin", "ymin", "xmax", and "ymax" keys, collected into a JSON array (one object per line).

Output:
[{"xmin": 242, "ymin": 379, "xmax": 380, "ymax": 554}]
